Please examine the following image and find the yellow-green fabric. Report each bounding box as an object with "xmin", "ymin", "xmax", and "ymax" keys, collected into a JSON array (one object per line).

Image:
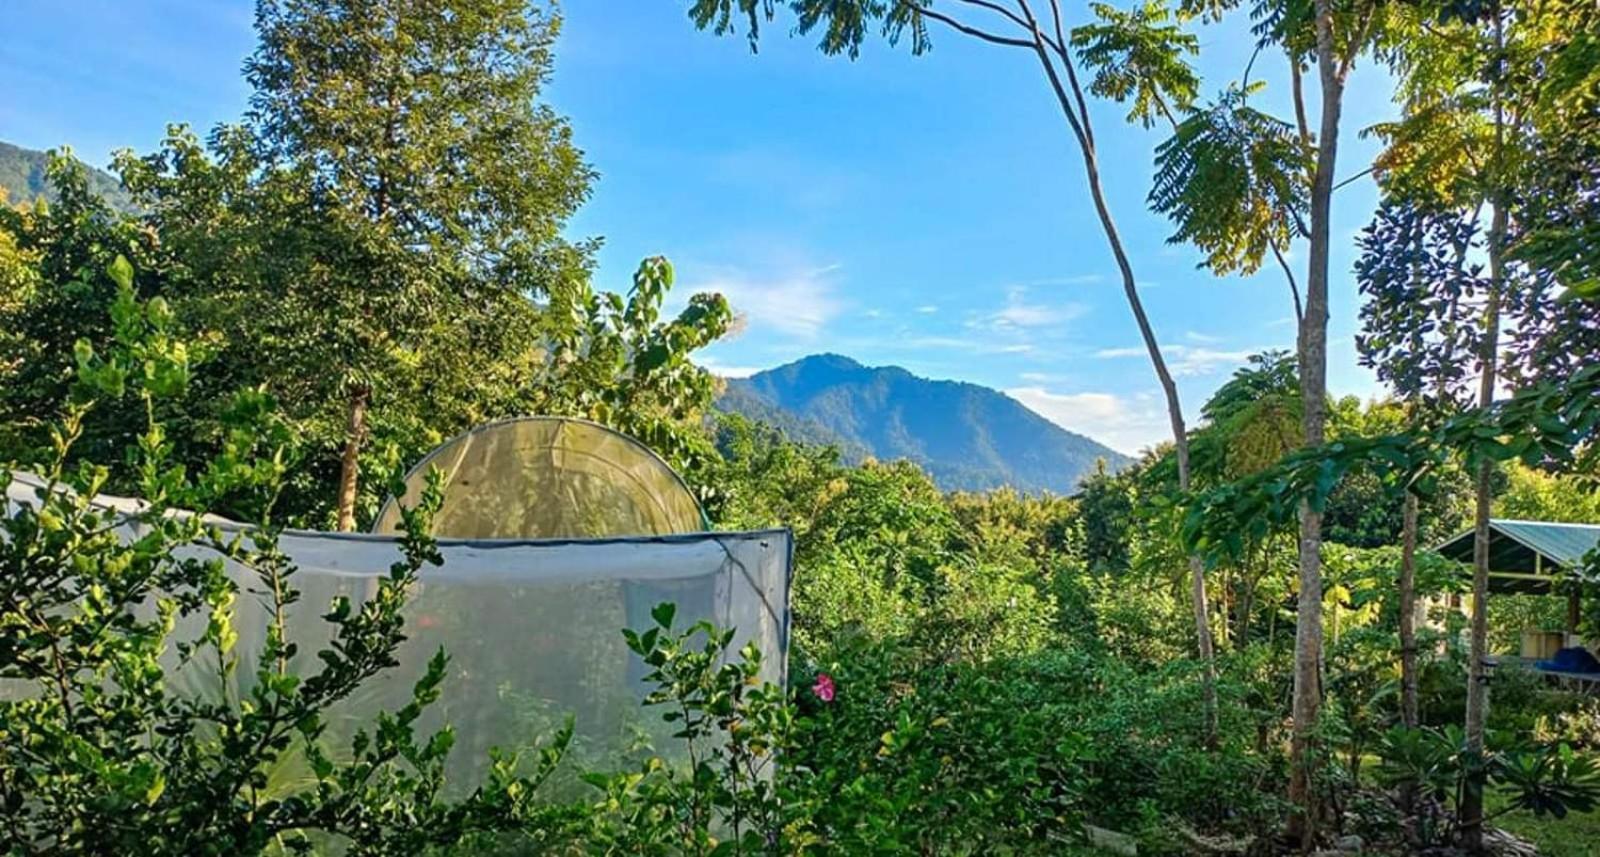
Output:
[{"xmin": 372, "ymin": 417, "xmax": 705, "ymax": 539}]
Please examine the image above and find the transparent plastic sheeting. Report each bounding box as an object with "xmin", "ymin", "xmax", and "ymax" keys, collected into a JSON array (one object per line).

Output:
[
  {"xmin": 373, "ymin": 417, "xmax": 708, "ymax": 539},
  {"xmin": 4, "ymin": 471, "xmax": 792, "ymax": 784}
]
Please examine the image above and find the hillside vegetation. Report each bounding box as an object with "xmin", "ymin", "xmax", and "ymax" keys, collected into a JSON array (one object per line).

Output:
[
  {"xmin": 0, "ymin": 141, "xmax": 132, "ymax": 210},
  {"xmin": 720, "ymin": 354, "xmax": 1130, "ymax": 493}
]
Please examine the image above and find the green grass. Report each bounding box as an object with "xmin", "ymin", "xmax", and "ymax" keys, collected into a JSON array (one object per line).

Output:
[{"xmin": 1490, "ymin": 791, "xmax": 1600, "ymax": 857}]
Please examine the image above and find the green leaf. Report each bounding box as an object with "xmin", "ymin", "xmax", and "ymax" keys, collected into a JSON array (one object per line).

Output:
[{"xmin": 651, "ymin": 601, "xmax": 676, "ymax": 631}]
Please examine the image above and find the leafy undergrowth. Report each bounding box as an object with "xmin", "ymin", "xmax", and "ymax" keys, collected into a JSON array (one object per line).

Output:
[{"xmin": 1491, "ymin": 790, "xmax": 1600, "ymax": 857}]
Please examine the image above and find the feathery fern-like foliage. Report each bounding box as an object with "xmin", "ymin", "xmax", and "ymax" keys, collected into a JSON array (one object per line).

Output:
[{"xmin": 1149, "ymin": 85, "xmax": 1310, "ymax": 275}]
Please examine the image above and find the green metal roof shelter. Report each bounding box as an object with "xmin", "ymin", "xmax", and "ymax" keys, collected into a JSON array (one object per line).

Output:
[
  {"xmin": 1436, "ymin": 519, "xmax": 1600, "ymax": 594},
  {"xmin": 1436, "ymin": 519, "xmax": 1600, "ymax": 633}
]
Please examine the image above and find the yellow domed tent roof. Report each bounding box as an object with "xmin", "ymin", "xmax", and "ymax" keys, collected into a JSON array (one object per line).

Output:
[{"xmin": 372, "ymin": 417, "xmax": 706, "ymax": 539}]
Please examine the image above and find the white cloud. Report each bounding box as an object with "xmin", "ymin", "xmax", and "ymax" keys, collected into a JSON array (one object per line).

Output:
[
  {"xmin": 916, "ymin": 305, "xmax": 939, "ymax": 314},
  {"xmin": 972, "ymin": 286, "xmax": 1089, "ymax": 333},
  {"xmin": 903, "ymin": 335, "xmax": 979, "ymax": 350},
  {"xmin": 686, "ymin": 263, "xmax": 844, "ymax": 340},
  {"xmin": 1094, "ymin": 343, "xmax": 1259, "ymax": 376},
  {"xmin": 1026, "ymin": 273, "xmax": 1105, "ymax": 287},
  {"xmin": 889, "ymin": 336, "xmax": 1038, "ymax": 356},
  {"xmin": 1168, "ymin": 346, "xmax": 1258, "ymax": 376},
  {"xmin": 1185, "ymin": 331, "xmax": 1222, "ymax": 344},
  {"xmin": 1005, "ymin": 387, "xmax": 1170, "ymax": 455},
  {"xmin": 698, "ymin": 357, "xmax": 763, "ymax": 378}
]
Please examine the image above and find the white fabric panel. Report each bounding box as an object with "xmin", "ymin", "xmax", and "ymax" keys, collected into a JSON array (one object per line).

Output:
[{"xmin": 4, "ymin": 471, "xmax": 792, "ymax": 781}]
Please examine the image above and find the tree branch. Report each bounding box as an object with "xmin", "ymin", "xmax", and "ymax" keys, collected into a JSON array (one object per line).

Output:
[
  {"xmin": 1332, "ymin": 164, "xmax": 1375, "ymax": 192},
  {"xmin": 1271, "ymin": 237, "xmax": 1305, "ymax": 325},
  {"xmin": 954, "ymin": 0, "xmax": 1034, "ymax": 36},
  {"xmin": 915, "ymin": 5, "xmax": 1035, "ymax": 49},
  {"xmin": 1034, "ymin": 0, "xmax": 1096, "ymax": 148},
  {"xmin": 1011, "ymin": 0, "xmax": 1094, "ymax": 154},
  {"xmin": 1289, "ymin": 54, "xmax": 1311, "ymax": 147},
  {"xmin": 1242, "ymin": 43, "xmax": 1264, "ymax": 91},
  {"xmin": 1339, "ymin": 3, "xmax": 1378, "ymax": 81}
]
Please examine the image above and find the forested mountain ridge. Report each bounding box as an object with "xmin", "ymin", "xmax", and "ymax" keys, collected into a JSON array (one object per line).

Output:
[
  {"xmin": 0, "ymin": 141, "xmax": 133, "ymax": 210},
  {"xmin": 716, "ymin": 354, "xmax": 1130, "ymax": 493}
]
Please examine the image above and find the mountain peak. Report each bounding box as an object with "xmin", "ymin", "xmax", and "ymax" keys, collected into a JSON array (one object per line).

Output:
[
  {"xmin": 716, "ymin": 354, "xmax": 1129, "ymax": 493},
  {"xmin": 789, "ymin": 353, "xmax": 862, "ymax": 371}
]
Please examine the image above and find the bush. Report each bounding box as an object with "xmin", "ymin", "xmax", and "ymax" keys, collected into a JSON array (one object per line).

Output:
[{"xmin": 0, "ymin": 264, "xmax": 566, "ymax": 854}]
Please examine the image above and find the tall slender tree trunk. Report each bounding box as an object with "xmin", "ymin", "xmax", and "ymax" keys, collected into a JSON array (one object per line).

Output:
[
  {"xmin": 1398, "ymin": 490, "xmax": 1420, "ymax": 822},
  {"xmin": 1018, "ymin": 12, "xmax": 1219, "ymax": 746},
  {"xmin": 1399, "ymin": 491, "xmax": 1420, "ymax": 730},
  {"xmin": 1288, "ymin": 0, "xmax": 1346, "ymax": 841},
  {"xmin": 336, "ymin": 384, "xmax": 371, "ymax": 532},
  {"xmin": 1085, "ymin": 154, "xmax": 1219, "ymax": 748},
  {"xmin": 1460, "ymin": 201, "xmax": 1506, "ymax": 854}
]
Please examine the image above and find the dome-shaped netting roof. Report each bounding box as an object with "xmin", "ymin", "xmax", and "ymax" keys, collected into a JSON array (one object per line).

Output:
[{"xmin": 372, "ymin": 417, "xmax": 705, "ymax": 539}]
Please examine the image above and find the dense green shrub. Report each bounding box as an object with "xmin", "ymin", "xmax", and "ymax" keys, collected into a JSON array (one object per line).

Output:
[{"xmin": 0, "ymin": 264, "xmax": 568, "ymax": 854}]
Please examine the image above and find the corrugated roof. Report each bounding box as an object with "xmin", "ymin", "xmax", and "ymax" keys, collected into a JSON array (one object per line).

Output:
[
  {"xmin": 1435, "ymin": 519, "xmax": 1600, "ymax": 594},
  {"xmin": 1491, "ymin": 520, "xmax": 1600, "ymax": 566}
]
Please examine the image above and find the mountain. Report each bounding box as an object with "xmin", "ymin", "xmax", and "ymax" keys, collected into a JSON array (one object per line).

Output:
[
  {"xmin": 0, "ymin": 141, "xmax": 133, "ymax": 211},
  {"xmin": 716, "ymin": 354, "xmax": 1131, "ymax": 494}
]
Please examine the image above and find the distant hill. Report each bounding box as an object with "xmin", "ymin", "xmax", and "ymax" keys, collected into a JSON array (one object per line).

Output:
[
  {"xmin": 0, "ymin": 141, "xmax": 133, "ymax": 211},
  {"xmin": 716, "ymin": 354, "xmax": 1131, "ymax": 494}
]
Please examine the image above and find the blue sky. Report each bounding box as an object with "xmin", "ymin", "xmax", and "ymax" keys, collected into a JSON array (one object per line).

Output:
[{"xmin": 2, "ymin": 1, "xmax": 1400, "ymax": 453}]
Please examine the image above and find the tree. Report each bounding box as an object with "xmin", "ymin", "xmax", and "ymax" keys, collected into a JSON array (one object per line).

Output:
[
  {"xmin": 0, "ymin": 2, "xmax": 734, "ymax": 529},
  {"xmin": 1, "ymin": 261, "xmax": 569, "ymax": 854},
  {"xmin": 0, "ymin": 154, "xmax": 166, "ymax": 468},
  {"xmin": 1186, "ymin": 351, "xmax": 1301, "ymax": 646},
  {"xmin": 682, "ymin": 0, "xmax": 1221, "ymax": 748},
  {"xmin": 1134, "ymin": 0, "xmax": 1387, "ymax": 831},
  {"xmin": 1356, "ymin": 197, "xmax": 1490, "ymax": 753},
  {"xmin": 153, "ymin": 0, "xmax": 597, "ymax": 530},
  {"xmin": 1362, "ymin": 0, "xmax": 1585, "ymax": 842}
]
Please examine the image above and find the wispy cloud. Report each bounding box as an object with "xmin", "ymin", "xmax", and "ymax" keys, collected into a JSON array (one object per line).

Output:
[
  {"xmin": 1168, "ymin": 346, "xmax": 1258, "ymax": 376},
  {"xmin": 687, "ymin": 263, "xmax": 844, "ymax": 340},
  {"xmin": 897, "ymin": 335, "xmax": 1027, "ymax": 355},
  {"xmin": 1185, "ymin": 331, "xmax": 1222, "ymax": 344},
  {"xmin": 698, "ymin": 357, "xmax": 763, "ymax": 378},
  {"xmin": 1025, "ymin": 273, "xmax": 1105, "ymax": 287},
  {"xmin": 916, "ymin": 305, "xmax": 939, "ymax": 314},
  {"xmin": 1005, "ymin": 387, "xmax": 1169, "ymax": 455},
  {"xmin": 971, "ymin": 286, "xmax": 1088, "ymax": 333},
  {"xmin": 1094, "ymin": 343, "xmax": 1260, "ymax": 376}
]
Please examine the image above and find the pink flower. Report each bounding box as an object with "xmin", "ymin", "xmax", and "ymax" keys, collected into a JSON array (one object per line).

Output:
[{"xmin": 812, "ymin": 672, "xmax": 836, "ymax": 703}]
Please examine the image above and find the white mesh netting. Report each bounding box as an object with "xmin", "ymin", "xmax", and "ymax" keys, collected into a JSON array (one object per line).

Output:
[{"xmin": 4, "ymin": 468, "xmax": 792, "ymax": 783}]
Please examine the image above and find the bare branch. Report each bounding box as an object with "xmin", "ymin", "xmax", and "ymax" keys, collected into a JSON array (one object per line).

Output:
[
  {"xmin": 1009, "ymin": 0, "xmax": 1094, "ymax": 153},
  {"xmin": 1332, "ymin": 164, "xmax": 1374, "ymax": 192},
  {"xmin": 1242, "ymin": 43, "xmax": 1264, "ymax": 91},
  {"xmin": 1271, "ymin": 237, "xmax": 1305, "ymax": 325},
  {"xmin": 1028, "ymin": 0, "xmax": 1096, "ymax": 148},
  {"xmin": 1047, "ymin": 0, "xmax": 1067, "ymax": 52},
  {"xmin": 1151, "ymin": 90, "xmax": 1182, "ymax": 135},
  {"xmin": 914, "ymin": 5, "xmax": 1035, "ymax": 49},
  {"xmin": 954, "ymin": 0, "xmax": 1033, "ymax": 34},
  {"xmin": 1289, "ymin": 54, "xmax": 1311, "ymax": 148}
]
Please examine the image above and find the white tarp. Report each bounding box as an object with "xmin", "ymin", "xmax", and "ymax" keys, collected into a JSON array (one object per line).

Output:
[{"xmin": 4, "ymin": 470, "xmax": 792, "ymax": 780}]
